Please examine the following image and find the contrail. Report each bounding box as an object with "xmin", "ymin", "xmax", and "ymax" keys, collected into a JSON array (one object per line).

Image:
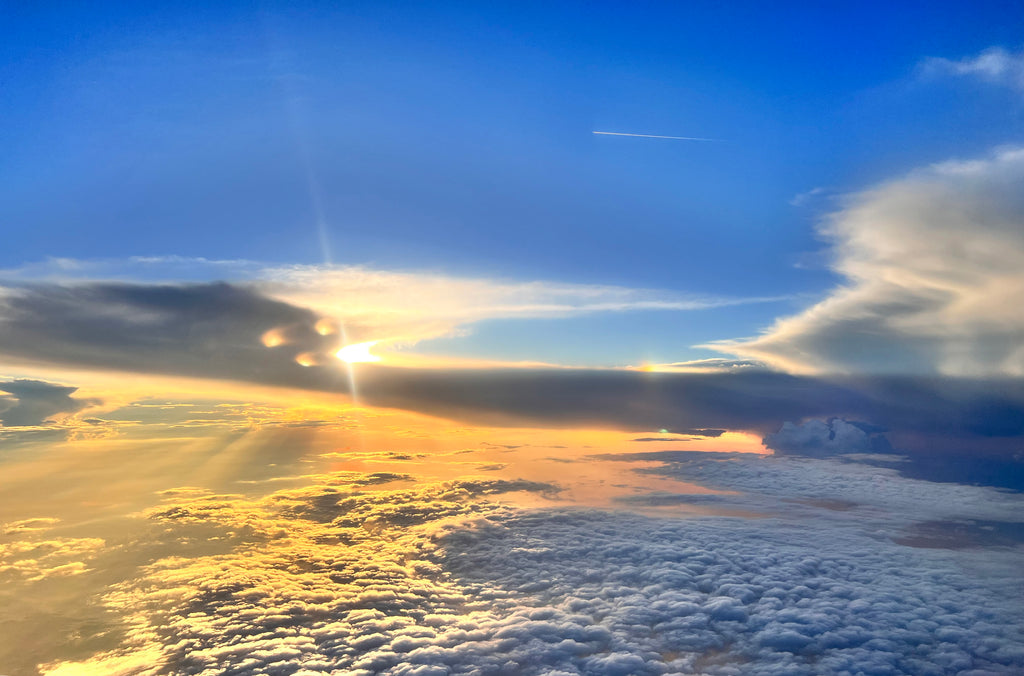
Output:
[{"xmin": 593, "ymin": 131, "xmax": 717, "ymax": 141}]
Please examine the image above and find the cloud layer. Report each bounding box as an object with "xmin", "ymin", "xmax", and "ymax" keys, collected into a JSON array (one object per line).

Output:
[
  {"xmin": 33, "ymin": 456, "xmax": 1024, "ymax": 675},
  {"xmin": 2, "ymin": 281, "xmax": 1024, "ymax": 455},
  {"xmin": 710, "ymin": 148, "xmax": 1024, "ymax": 377}
]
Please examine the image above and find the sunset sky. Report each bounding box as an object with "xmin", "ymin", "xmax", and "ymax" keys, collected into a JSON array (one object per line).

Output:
[{"xmin": 2, "ymin": 3, "xmax": 1024, "ymax": 675}]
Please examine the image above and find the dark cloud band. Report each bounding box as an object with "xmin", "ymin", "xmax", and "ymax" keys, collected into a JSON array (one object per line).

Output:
[{"xmin": 2, "ymin": 282, "xmax": 1024, "ymax": 458}]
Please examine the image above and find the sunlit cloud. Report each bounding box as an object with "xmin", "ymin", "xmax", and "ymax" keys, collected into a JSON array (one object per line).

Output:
[
  {"xmin": 30, "ymin": 457, "xmax": 1024, "ymax": 675},
  {"xmin": 707, "ymin": 147, "xmax": 1024, "ymax": 376},
  {"xmin": 0, "ymin": 257, "xmax": 789, "ymax": 354}
]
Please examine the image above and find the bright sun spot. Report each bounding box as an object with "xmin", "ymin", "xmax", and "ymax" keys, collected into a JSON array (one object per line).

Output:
[{"xmin": 336, "ymin": 340, "xmax": 381, "ymax": 363}]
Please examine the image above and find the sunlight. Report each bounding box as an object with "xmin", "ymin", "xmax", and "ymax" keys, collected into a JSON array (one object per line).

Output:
[{"xmin": 336, "ymin": 340, "xmax": 381, "ymax": 363}]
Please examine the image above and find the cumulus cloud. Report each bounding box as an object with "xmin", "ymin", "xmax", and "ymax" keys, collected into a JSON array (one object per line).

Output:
[
  {"xmin": 764, "ymin": 418, "xmax": 893, "ymax": 458},
  {"xmin": 0, "ymin": 379, "xmax": 97, "ymax": 426},
  {"xmin": 921, "ymin": 46, "xmax": 1024, "ymax": 92},
  {"xmin": 0, "ymin": 516, "xmax": 106, "ymax": 584},
  {"xmin": 35, "ymin": 463, "xmax": 1024, "ymax": 675},
  {"xmin": 709, "ymin": 147, "xmax": 1024, "ymax": 377}
]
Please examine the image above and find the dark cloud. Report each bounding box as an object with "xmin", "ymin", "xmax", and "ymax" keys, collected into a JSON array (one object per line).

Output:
[
  {"xmin": 631, "ymin": 437, "xmax": 691, "ymax": 442},
  {"xmin": 0, "ymin": 379, "xmax": 96, "ymax": 426},
  {"xmin": 0, "ymin": 281, "xmax": 346, "ymax": 390},
  {"xmin": 3, "ymin": 282, "xmax": 1024, "ymax": 461},
  {"xmin": 632, "ymin": 428, "xmax": 726, "ymax": 441},
  {"xmin": 358, "ymin": 368, "xmax": 1024, "ymax": 455}
]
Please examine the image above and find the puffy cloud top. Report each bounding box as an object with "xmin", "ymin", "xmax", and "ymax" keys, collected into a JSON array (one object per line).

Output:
[
  {"xmin": 711, "ymin": 148, "xmax": 1024, "ymax": 376},
  {"xmin": 33, "ymin": 461, "xmax": 1024, "ymax": 676},
  {"xmin": 764, "ymin": 418, "xmax": 893, "ymax": 457}
]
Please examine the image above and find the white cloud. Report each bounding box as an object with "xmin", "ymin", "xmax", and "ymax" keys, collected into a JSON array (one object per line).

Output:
[
  {"xmin": 257, "ymin": 264, "xmax": 769, "ymax": 347},
  {"xmin": 763, "ymin": 418, "xmax": 891, "ymax": 457},
  {"xmin": 613, "ymin": 450, "xmax": 1024, "ymax": 525},
  {"xmin": 35, "ymin": 461, "xmax": 1024, "ymax": 675},
  {"xmin": 922, "ymin": 46, "xmax": 1024, "ymax": 92},
  {"xmin": 708, "ymin": 147, "xmax": 1024, "ymax": 375}
]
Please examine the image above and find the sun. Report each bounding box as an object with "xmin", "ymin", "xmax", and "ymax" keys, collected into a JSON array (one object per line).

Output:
[{"xmin": 336, "ymin": 340, "xmax": 381, "ymax": 363}]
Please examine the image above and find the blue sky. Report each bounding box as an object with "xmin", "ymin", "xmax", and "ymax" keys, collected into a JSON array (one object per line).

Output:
[{"xmin": 2, "ymin": 1, "xmax": 1024, "ymax": 366}]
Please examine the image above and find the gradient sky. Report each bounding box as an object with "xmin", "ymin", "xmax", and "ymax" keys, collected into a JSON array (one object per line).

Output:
[
  {"xmin": 4, "ymin": 3, "xmax": 1024, "ymax": 675},
  {"xmin": 4, "ymin": 1, "xmax": 1024, "ymax": 366}
]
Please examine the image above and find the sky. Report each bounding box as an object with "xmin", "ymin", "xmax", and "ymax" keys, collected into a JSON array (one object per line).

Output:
[{"xmin": 2, "ymin": 2, "xmax": 1024, "ymax": 675}]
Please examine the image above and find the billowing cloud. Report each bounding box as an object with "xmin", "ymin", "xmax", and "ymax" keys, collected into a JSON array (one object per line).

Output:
[
  {"xmin": 921, "ymin": 46, "xmax": 1024, "ymax": 92},
  {"xmin": 764, "ymin": 418, "xmax": 893, "ymax": 458},
  {"xmin": 0, "ymin": 379, "xmax": 97, "ymax": 426},
  {"xmin": 709, "ymin": 147, "xmax": 1024, "ymax": 377}
]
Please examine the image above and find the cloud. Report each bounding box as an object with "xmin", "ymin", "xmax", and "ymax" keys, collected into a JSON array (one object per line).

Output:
[
  {"xmin": 764, "ymin": 418, "xmax": 893, "ymax": 458},
  {"xmin": 0, "ymin": 281, "xmax": 340, "ymax": 389},
  {"xmin": 631, "ymin": 429, "xmax": 726, "ymax": 441},
  {"xmin": 35, "ymin": 463, "xmax": 1024, "ymax": 675},
  {"xmin": 0, "ymin": 257, "xmax": 784, "ymax": 349},
  {"xmin": 1, "ymin": 281, "xmax": 1023, "ymax": 457},
  {"xmin": 708, "ymin": 147, "xmax": 1024, "ymax": 377},
  {"xmin": 2, "ymin": 282, "xmax": 1024, "ymax": 454},
  {"xmin": 0, "ymin": 379, "xmax": 97, "ymax": 426},
  {"xmin": 641, "ymin": 357, "xmax": 764, "ymax": 372},
  {"xmin": 788, "ymin": 186, "xmax": 829, "ymax": 207},
  {"xmin": 651, "ymin": 450, "xmax": 1024, "ymax": 520},
  {"xmin": 359, "ymin": 368, "xmax": 1024, "ymax": 452},
  {"xmin": 921, "ymin": 46, "xmax": 1024, "ymax": 92}
]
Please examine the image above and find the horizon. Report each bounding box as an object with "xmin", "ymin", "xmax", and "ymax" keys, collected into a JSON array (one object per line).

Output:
[{"xmin": 2, "ymin": 3, "xmax": 1024, "ymax": 675}]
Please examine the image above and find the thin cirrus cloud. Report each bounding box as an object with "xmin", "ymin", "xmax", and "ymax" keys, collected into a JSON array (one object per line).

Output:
[
  {"xmin": 920, "ymin": 45, "xmax": 1024, "ymax": 91},
  {"xmin": 707, "ymin": 147, "xmax": 1024, "ymax": 377}
]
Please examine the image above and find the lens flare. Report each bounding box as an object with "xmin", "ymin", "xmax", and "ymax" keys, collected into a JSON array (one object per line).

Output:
[
  {"xmin": 261, "ymin": 328, "xmax": 287, "ymax": 347},
  {"xmin": 314, "ymin": 318, "xmax": 337, "ymax": 336},
  {"xmin": 295, "ymin": 352, "xmax": 318, "ymax": 367}
]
